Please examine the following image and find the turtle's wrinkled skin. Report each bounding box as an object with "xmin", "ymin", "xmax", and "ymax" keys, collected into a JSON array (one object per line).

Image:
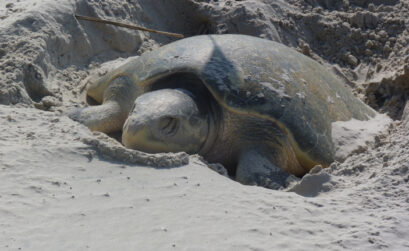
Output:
[{"xmin": 70, "ymin": 34, "xmax": 375, "ymax": 189}]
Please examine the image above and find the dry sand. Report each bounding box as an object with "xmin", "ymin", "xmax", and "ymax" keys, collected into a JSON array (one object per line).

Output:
[{"xmin": 1, "ymin": 0, "xmax": 409, "ymax": 250}]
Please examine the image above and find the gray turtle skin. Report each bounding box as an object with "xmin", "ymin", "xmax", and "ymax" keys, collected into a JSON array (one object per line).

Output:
[{"xmin": 70, "ymin": 34, "xmax": 375, "ymax": 189}]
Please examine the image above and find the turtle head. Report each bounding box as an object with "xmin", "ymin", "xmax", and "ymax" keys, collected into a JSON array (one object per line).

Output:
[{"xmin": 122, "ymin": 88, "xmax": 214, "ymax": 154}]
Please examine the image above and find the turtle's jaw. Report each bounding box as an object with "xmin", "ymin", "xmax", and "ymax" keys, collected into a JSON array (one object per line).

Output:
[
  {"xmin": 122, "ymin": 88, "xmax": 210, "ymax": 154},
  {"xmin": 196, "ymin": 109, "xmax": 218, "ymax": 157}
]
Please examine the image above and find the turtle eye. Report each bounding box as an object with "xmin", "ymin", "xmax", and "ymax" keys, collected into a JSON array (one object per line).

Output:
[{"xmin": 158, "ymin": 116, "xmax": 179, "ymax": 136}]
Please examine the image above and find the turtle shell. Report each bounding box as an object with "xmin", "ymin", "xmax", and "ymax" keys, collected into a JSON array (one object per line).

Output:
[{"xmin": 113, "ymin": 34, "xmax": 375, "ymax": 166}]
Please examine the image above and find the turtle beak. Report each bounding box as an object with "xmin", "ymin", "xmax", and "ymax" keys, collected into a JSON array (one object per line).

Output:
[
  {"xmin": 122, "ymin": 116, "xmax": 150, "ymax": 149},
  {"xmin": 122, "ymin": 112, "xmax": 180, "ymax": 152}
]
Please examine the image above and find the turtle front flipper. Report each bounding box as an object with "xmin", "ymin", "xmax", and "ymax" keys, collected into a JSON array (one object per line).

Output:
[
  {"xmin": 236, "ymin": 143, "xmax": 303, "ymax": 190},
  {"xmin": 69, "ymin": 101, "xmax": 126, "ymax": 133},
  {"xmin": 69, "ymin": 75, "xmax": 138, "ymax": 133}
]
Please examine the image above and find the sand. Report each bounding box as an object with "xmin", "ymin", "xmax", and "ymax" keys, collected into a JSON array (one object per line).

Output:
[{"xmin": 1, "ymin": 0, "xmax": 408, "ymax": 250}]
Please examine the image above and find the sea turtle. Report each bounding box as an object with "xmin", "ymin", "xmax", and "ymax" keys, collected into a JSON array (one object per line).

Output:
[{"xmin": 70, "ymin": 34, "xmax": 375, "ymax": 189}]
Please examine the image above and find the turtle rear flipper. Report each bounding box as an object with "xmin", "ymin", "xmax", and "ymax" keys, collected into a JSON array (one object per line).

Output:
[{"xmin": 236, "ymin": 142, "xmax": 303, "ymax": 190}]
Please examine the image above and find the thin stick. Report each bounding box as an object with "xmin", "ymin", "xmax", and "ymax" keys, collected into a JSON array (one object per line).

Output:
[{"xmin": 75, "ymin": 14, "xmax": 184, "ymax": 39}]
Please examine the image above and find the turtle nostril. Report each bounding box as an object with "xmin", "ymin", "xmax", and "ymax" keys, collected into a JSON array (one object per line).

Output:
[{"xmin": 159, "ymin": 116, "xmax": 179, "ymax": 136}]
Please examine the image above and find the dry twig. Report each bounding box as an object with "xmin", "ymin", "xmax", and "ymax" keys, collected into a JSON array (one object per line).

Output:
[{"xmin": 75, "ymin": 15, "xmax": 184, "ymax": 39}]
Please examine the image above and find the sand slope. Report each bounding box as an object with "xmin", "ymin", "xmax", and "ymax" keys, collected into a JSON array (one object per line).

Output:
[{"xmin": 2, "ymin": 105, "xmax": 408, "ymax": 250}]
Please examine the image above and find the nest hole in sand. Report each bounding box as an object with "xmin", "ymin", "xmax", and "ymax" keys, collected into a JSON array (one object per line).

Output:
[{"xmin": 364, "ymin": 68, "xmax": 409, "ymax": 120}]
